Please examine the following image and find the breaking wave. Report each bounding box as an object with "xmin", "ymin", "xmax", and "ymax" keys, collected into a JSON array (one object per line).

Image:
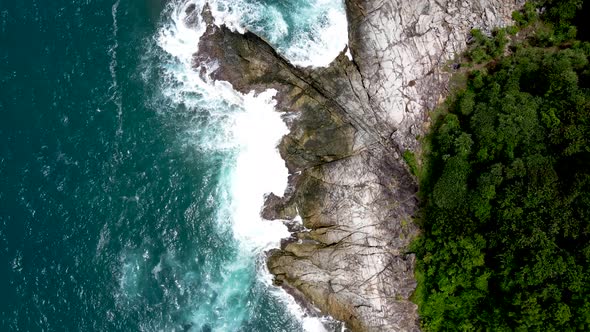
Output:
[{"xmin": 141, "ymin": 0, "xmax": 348, "ymax": 330}]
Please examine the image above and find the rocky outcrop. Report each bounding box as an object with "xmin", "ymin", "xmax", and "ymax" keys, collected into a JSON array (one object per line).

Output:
[
  {"xmin": 346, "ymin": 0, "xmax": 523, "ymax": 151},
  {"xmin": 196, "ymin": 0, "xmax": 520, "ymax": 331}
]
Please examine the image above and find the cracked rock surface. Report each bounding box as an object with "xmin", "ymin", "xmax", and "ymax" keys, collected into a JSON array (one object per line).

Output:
[
  {"xmin": 347, "ymin": 0, "xmax": 522, "ymax": 151},
  {"xmin": 196, "ymin": 0, "xmax": 520, "ymax": 331}
]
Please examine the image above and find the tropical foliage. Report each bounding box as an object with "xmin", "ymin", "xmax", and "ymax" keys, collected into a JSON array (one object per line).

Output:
[{"xmin": 413, "ymin": 1, "xmax": 590, "ymax": 330}]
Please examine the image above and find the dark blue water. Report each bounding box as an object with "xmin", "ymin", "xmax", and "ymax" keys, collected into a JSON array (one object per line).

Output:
[{"xmin": 0, "ymin": 0, "xmax": 346, "ymax": 331}]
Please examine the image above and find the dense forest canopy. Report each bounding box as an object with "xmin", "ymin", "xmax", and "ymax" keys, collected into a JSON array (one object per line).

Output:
[{"xmin": 412, "ymin": 0, "xmax": 590, "ymax": 330}]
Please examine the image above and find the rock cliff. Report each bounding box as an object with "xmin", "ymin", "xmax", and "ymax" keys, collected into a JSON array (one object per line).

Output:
[{"xmin": 196, "ymin": 0, "xmax": 521, "ymax": 331}]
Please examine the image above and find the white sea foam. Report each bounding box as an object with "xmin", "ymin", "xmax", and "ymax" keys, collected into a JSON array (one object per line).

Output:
[
  {"xmin": 153, "ymin": 0, "xmax": 344, "ymax": 330},
  {"xmin": 260, "ymin": 263, "xmax": 332, "ymax": 332},
  {"xmin": 206, "ymin": 0, "xmax": 348, "ymax": 67},
  {"xmin": 283, "ymin": 2, "xmax": 349, "ymax": 67},
  {"xmin": 156, "ymin": 0, "xmax": 292, "ymax": 253},
  {"xmin": 109, "ymin": 0, "xmax": 123, "ymax": 135},
  {"xmin": 156, "ymin": 1, "xmax": 291, "ymax": 246},
  {"xmin": 345, "ymin": 48, "xmax": 353, "ymax": 61},
  {"xmin": 230, "ymin": 89, "xmax": 291, "ymax": 250}
]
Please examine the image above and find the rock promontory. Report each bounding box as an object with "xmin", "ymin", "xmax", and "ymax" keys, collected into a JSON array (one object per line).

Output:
[{"xmin": 196, "ymin": 0, "xmax": 521, "ymax": 330}]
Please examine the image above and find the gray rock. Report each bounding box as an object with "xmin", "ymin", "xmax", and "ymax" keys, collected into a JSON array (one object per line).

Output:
[
  {"xmin": 196, "ymin": 0, "xmax": 520, "ymax": 331},
  {"xmin": 347, "ymin": 0, "xmax": 522, "ymax": 152}
]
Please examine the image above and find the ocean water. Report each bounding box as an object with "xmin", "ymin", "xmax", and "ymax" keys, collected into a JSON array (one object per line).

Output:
[{"xmin": 0, "ymin": 0, "xmax": 347, "ymax": 331}]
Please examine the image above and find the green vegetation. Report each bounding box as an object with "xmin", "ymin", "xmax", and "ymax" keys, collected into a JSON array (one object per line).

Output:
[
  {"xmin": 403, "ymin": 150, "xmax": 420, "ymax": 177},
  {"xmin": 412, "ymin": 1, "xmax": 590, "ymax": 330},
  {"xmin": 466, "ymin": 28, "xmax": 509, "ymax": 64}
]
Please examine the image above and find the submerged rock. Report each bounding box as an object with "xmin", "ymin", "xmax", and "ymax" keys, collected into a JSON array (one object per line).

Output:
[{"xmin": 196, "ymin": 0, "xmax": 520, "ymax": 331}]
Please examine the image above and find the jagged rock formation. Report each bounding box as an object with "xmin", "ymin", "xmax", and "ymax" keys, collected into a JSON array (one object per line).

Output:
[{"xmin": 196, "ymin": 0, "xmax": 521, "ymax": 331}]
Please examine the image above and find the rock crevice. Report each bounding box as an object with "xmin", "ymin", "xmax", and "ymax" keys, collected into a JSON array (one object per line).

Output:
[{"xmin": 196, "ymin": 0, "xmax": 520, "ymax": 331}]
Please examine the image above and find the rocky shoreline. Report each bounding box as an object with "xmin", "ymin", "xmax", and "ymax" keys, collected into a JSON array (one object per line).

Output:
[{"xmin": 195, "ymin": 0, "xmax": 520, "ymax": 330}]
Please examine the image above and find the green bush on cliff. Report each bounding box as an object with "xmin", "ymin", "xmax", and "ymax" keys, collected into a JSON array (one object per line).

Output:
[
  {"xmin": 467, "ymin": 28, "xmax": 509, "ymax": 64},
  {"xmin": 413, "ymin": 1, "xmax": 590, "ymax": 330}
]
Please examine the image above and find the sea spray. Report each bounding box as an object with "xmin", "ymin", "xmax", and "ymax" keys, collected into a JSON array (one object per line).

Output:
[
  {"xmin": 155, "ymin": 0, "xmax": 291, "ymax": 249},
  {"xmin": 153, "ymin": 0, "xmax": 348, "ymax": 330},
  {"xmin": 231, "ymin": 89, "xmax": 291, "ymax": 251},
  {"xmin": 206, "ymin": 0, "xmax": 348, "ymax": 67}
]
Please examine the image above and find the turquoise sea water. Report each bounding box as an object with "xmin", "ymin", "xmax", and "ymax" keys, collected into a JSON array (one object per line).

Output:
[{"xmin": 0, "ymin": 0, "xmax": 346, "ymax": 331}]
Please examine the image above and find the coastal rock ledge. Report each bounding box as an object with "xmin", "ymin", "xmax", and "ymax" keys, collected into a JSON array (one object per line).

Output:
[{"xmin": 196, "ymin": 0, "xmax": 520, "ymax": 331}]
